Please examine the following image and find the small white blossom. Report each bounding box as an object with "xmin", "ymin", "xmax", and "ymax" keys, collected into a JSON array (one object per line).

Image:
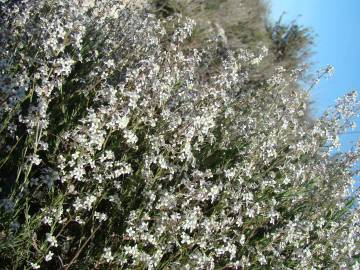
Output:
[
  {"xmin": 30, "ymin": 262, "xmax": 40, "ymax": 269},
  {"xmin": 46, "ymin": 233, "xmax": 58, "ymax": 247},
  {"xmin": 102, "ymin": 247, "xmax": 114, "ymax": 263},
  {"xmin": 94, "ymin": 211, "xmax": 108, "ymax": 222},
  {"xmin": 30, "ymin": 154, "xmax": 42, "ymax": 166},
  {"xmin": 45, "ymin": 251, "xmax": 54, "ymax": 262},
  {"xmin": 123, "ymin": 130, "xmax": 138, "ymax": 145}
]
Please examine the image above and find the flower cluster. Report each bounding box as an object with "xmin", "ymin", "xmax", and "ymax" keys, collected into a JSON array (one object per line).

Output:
[{"xmin": 0, "ymin": 0, "xmax": 359, "ymax": 269}]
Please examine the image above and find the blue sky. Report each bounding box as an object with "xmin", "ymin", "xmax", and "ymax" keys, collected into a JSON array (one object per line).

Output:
[
  {"xmin": 270, "ymin": 0, "xmax": 360, "ymax": 153},
  {"xmin": 270, "ymin": 1, "xmax": 360, "ymax": 191}
]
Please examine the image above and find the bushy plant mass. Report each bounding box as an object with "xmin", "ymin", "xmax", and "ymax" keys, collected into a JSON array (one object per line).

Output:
[{"xmin": 1, "ymin": 0, "xmax": 360, "ymax": 269}]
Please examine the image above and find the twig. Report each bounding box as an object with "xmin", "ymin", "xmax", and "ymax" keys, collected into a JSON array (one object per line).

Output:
[{"xmin": 64, "ymin": 224, "xmax": 101, "ymax": 270}]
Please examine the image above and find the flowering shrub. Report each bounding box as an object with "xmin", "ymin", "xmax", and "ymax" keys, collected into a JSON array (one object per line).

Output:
[{"xmin": 0, "ymin": 0, "xmax": 359, "ymax": 269}]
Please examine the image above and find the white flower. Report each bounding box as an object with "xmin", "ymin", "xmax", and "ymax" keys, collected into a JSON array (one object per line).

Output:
[
  {"xmin": 102, "ymin": 247, "xmax": 114, "ymax": 263},
  {"xmin": 30, "ymin": 262, "xmax": 40, "ymax": 269},
  {"xmin": 46, "ymin": 233, "xmax": 58, "ymax": 247},
  {"xmin": 125, "ymin": 227, "xmax": 136, "ymax": 239},
  {"xmin": 209, "ymin": 185, "xmax": 221, "ymax": 203},
  {"xmin": 180, "ymin": 232, "xmax": 193, "ymax": 245},
  {"xmin": 224, "ymin": 168, "xmax": 236, "ymax": 180},
  {"xmin": 158, "ymin": 155, "xmax": 168, "ymax": 169},
  {"xmin": 124, "ymin": 244, "xmax": 139, "ymax": 257},
  {"xmin": 325, "ymin": 64, "xmax": 335, "ymax": 76},
  {"xmin": 123, "ymin": 130, "xmax": 138, "ymax": 145},
  {"xmin": 105, "ymin": 59, "xmax": 115, "ymax": 69},
  {"xmin": 258, "ymin": 252, "xmax": 267, "ymax": 265},
  {"xmin": 75, "ymin": 216, "xmax": 85, "ymax": 225},
  {"xmin": 94, "ymin": 211, "xmax": 108, "ymax": 222},
  {"xmin": 83, "ymin": 0, "xmax": 95, "ymax": 8},
  {"xmin": 45, "ymin": 251, "xmax": 54, "ymax": 262},
  {"xmin": 114, "ymin": 162, "xmax": 132, "ymax": 177},
  {"xmin": 182, "ymin": 207, "xmax": 201, "ymax": 233},
  {"xmin": 239, "ymin": 234, "xmax": 246, "ymax": 245},
  {"xmin": 43, "ymin": 215, "xmax": 53, "ymax": 226},
  {"xmin": 30, "ymin": 154, "xmax": 42, "ymax": 166}
]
